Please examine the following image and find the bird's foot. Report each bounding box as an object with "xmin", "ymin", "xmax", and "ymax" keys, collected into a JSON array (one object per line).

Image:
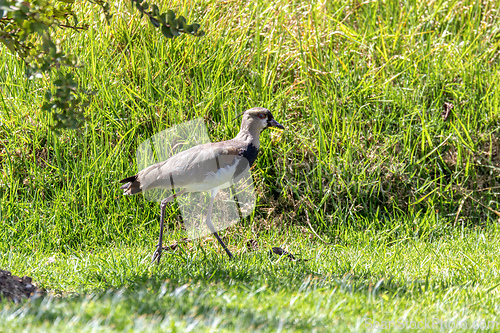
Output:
[
  {"xmin": 225, "ymin": 248, "xmax": 234, "ymax": 259},
  {"xmin": 151, "ymin": 244, "xmax": 162, "ymax": 264}
]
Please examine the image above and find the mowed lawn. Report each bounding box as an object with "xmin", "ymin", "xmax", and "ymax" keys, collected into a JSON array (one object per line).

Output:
[{"xmin": 1, "ymin": 0, "xmax": 500, "ymax": 331}]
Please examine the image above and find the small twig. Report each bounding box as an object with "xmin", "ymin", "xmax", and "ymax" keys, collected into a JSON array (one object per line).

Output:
[
  {"xmin": 58, "ymin": 24, "xmax": 89, "ymax": 31},
  {"xmin": 411, "ymin": 176, "xmax": 500, "ymax": 221},
  {"xmin": 473, "ymin": 185, "xmax": 500, "ymax": 192},
  {"xmin": 454, "ymin": 195, "xmax": 468, "ymax": 226},
  {"xmin": 304, "ymin": 206, "xmax": 334, "ymax": 245},
  {"xmin": 467, "ymin": 195, "xmax": 500, "ymax": 219}
]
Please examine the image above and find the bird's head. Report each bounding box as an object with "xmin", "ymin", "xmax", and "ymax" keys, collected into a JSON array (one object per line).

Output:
[{"xmin": 238, "ymin": 107, "xmax": 285, "ymax": 134}]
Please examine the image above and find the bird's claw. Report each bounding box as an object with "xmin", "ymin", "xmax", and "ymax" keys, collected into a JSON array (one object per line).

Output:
[{"xmin": 151, "ymin": 245, "xmax": 162, "ymax": 264}]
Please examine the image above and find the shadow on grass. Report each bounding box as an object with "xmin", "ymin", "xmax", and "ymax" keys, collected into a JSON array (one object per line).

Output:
[
  {"xmin": 2, "ymin": 249, "xmax": 472, "ymax": 331},
  {"xmin": 87, "ymin": 248, "xmax": 456, "ymax": 300}
]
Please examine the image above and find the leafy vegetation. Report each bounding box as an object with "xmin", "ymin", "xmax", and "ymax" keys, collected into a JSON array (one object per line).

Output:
[
  {"xmin": 1, "ymin": 0, "xmax": 499, "ymax": 331},
  {"xmin": 0, "ymin": 0, "xmax": 203, "ymax": 129}
]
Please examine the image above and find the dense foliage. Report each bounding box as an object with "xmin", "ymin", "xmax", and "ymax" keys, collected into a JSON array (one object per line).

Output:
[
  {"xmin": 1, "ymin": 0, "xmax": 500, "ymax": 330},
  {"xmin": 0, "ymin": 0, "xmax": 203, "ymax": 129}
]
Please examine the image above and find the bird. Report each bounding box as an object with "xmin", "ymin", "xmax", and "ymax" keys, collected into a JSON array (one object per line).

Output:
[{"xmin": 119, "ymin": 107, "xmax": 285, "ymax": 263}]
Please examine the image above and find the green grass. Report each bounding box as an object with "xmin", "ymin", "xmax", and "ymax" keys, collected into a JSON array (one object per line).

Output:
[
  {"xmin": 1, "ymin": 0, "xmax": 500, "ymax": 331},
  {"xmin": 2, "ymin": 228, "xmax": 500, "ymax": 331}
]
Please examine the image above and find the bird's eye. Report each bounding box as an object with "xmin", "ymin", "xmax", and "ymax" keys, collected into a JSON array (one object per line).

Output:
[{"xmin": 258, "ymin": 113, "xmax": 266, "ymax": 119}]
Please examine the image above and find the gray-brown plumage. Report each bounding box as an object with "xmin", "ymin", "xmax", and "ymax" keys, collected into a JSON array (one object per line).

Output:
[{"xmin": 120, "ymin": 107, "xmax": 284, "ymax": 263}]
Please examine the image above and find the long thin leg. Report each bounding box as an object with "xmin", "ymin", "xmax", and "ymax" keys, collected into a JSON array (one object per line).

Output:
[
  {"xmin": 152, "ymin": 189, "xmax": 187, "ymax": 264},
  {"xmin": 205, "ymin": 191, "xmax": 233, "ymax": 258}
]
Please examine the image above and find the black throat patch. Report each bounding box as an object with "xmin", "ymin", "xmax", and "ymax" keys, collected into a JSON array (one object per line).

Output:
[
  {"xmin": 233, "ymin": 143, "xmax": 259, "ymax": 180},
  {"xmin": 241, "ymin": 143, "xmax": 259, "ymax": 166}
]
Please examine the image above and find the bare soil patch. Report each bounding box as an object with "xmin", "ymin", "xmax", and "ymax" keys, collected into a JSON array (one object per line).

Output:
[{"xmin": 0, "ymin": 269, "xmax": 41, "ymax": 303}]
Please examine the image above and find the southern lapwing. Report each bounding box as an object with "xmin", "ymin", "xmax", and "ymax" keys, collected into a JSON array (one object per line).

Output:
[{"xmin": 120, "ymin": 107, "xmax": 284, "ymax": 263}]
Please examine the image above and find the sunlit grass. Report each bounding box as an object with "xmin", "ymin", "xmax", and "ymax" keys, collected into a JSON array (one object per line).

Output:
[
  {"xmin": 2, "ymin": 227, "xmax": 500, "ymax": 331},
  {"xmin": 1, "ymin": 0, "xmax": 500, "ymax": 331}
]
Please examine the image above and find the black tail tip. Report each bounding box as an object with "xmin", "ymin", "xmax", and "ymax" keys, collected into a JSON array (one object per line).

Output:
[
  {"xmin": 119, "ymin": 175, "xmax": 142, "ymax": 195},
  {"xmin": 119, "ymin": 175, "xmax": 137, "ymax": 184}
]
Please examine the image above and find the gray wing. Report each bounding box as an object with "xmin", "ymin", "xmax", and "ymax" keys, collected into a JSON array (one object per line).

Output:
[{"xmin": 120, "ymin": 140, "xmax": 247, "ymax": 195}]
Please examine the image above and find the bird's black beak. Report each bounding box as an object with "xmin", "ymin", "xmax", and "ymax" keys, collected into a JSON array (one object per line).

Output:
[{"xmin": 268, "ymin": 118, "xmax": 285, "ymax": 130}]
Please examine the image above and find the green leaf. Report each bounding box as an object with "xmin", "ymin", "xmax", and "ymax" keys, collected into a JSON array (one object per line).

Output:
[
  {"xmin": 159, "ymin": 13, "xmax": 166, "ymax": 24},
  {"xmin": 161, "ymin": 25, "xmax": 173, "ymax": 38},
  {"xmin": 30, "ymin": 21, "xmax": 47, "ymax": 34},
  {"xmin": 19, "ymin": 4, "xmax": 29, "ymax": 14},
  {"xmin": 169, "ymin": 19, "xmax": 180, "ymax": 36},
  {"xmin": 72, "ymin": 13, "xmax": 78, "ymax": 26},
  {"xmin": 177, "ymin": 16, "xmax": 186, "ymax": 30},
  {"xmin": 45, "ymin": 90, "xmax": 52, "ymax": 101},
  {"xmin": 49, "ymin": 46, "xmax": 56, "ymax": 58},
  {"xmin": 151, "ymin": 4, "xmax": 159, "ymax": 16},
  {"xmin": 41, "ymin": 102, "xmax": 52, "ymax": 111},
  {"xmin": 42, "ymin": 36, "xmax": 55, "ymax": 52},
  {"xmin": 149, "ymin": 16, "xmax": 160, "ymax": 27},
  {"xmin": 185, "ymin": 24, "xmax": 194, "ymax": 34},
  {"xmin": 0, "ymin": 38, "xmax": 16, "ymax": 53},
  {"xmin": 142, "ymin": 2, "xmax": 148, "ymax": 10},
  {"xmin": 166, "ymin": 10, "xmax": 175, "ymax": 23},
  {"xmin": 191, "ymin": 23, "xmax": 200, "ymax": 33}
]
